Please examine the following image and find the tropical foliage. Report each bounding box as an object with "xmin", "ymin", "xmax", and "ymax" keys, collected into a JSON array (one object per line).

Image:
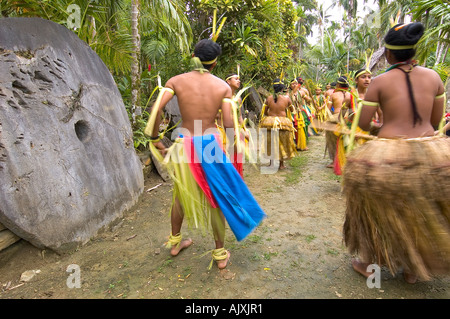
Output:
[{"xmin": 1, "ymin": 0, "xmax": 449, "ymax": 150}]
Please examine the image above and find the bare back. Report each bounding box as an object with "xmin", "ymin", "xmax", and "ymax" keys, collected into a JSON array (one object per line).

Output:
[
  {"xmin": 331, "ymin": 89, "xmax": 352, "ymax": 115},
  {"xmin": 266, "ymin": 94, "xmax": 292, "ymax": 117},
  {"xmin": 325, "ymin": 89, "xmax": 334, "ymax": 98},
  {"xmin": 166, "ymin": 71, "xmax": 232, "ymax": 135},
  {"xmin": 361, "ymin": 66, "xmax": 445, "ymax": 138}
]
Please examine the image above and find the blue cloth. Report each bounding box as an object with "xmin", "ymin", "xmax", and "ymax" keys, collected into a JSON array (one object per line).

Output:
[{"xmin": 192, "ymin": 134, "xmax": 266, "ymax": 241}]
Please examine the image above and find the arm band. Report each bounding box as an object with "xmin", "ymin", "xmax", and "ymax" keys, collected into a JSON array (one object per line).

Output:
[
  {"xmin": 435, "ymin": 92, "xmax": 446, "ymax": 99},
  {"xmin": 149, "ymin": 134, "xmax": 160, "ymax": 141},
  {"xmin": 163, "ymin": 87, "xmax": 175, "ymax": 95},
  {"xmin": 362, "ymin": 100, "xmax": 380, "ymax": 107}
]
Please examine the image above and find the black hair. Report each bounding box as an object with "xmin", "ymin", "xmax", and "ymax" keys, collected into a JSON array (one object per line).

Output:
[
  {"xmin": 193, "ymin": 39, "xmax": 222, "ymax": 70},
  {"xmin": 384, "ymin": 22, "xmax": 425, "ymax": 126},
  {"xmin": 354, "ymin": 68, "xmax": 371, "ymax": 88},
  {"xmin": 337, "ymin": 76, "xmax": 349, "ymax": 88},
  {"xmin": 330, "ymin": 82, "xmax": 336, "ymax": 87},
  {"xmin": 355, "ymin": 68, "xmax": 366, "ymax": 78},
  {"xmin": 384, "ymin": 22, "xmax": 424, "ymax": 62},
  {"xmin": 272, "ymin": 78, "xmax": 285, "ymax": 103}
]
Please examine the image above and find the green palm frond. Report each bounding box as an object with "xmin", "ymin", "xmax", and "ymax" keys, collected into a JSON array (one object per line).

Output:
[{"xmin": 141, "ymin": 38, "xmax": 169, "ymax": 62}]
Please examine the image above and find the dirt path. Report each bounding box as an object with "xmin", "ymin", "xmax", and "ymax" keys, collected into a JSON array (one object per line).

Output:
[{"xmin": 0, "ymin": 134, "xmax": 449, "ymax": 299}]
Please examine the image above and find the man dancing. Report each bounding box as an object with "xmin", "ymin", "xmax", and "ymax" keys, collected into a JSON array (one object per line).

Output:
[{"xmin": 145, "ymin": 39, "xmax": 266, "ymax": 269}]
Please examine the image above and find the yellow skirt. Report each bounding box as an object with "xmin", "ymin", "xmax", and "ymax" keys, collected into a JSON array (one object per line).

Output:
[{"xmin": 259, "ymin": 116, "xmax": 297, "ymax": 161}]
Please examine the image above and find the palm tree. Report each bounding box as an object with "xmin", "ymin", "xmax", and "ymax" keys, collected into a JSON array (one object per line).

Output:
[
  {"xmin": 127, "ymin": 0, "xmax": 193, "ymax": 124},
  {"xmin": 293, "ymin": 0, "xmax": 318, "ymax": 59},
  {"xmin": 1, "ymin": 0, "xmax": 135, "ymax": 74},
  {"xmin": 413, "ymin": 0, "xmax": 450, "ymax": 66},
  {"xmin": 131, "ymin": 0, "xmax": 141, "ymax": 122}
]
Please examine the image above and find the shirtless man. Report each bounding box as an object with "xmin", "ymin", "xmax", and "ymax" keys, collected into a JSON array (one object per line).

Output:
[
  {"xmin": 324, "ymin": 83, "xmax": 332, "ymax": 97},
  {"xmin": 149, "ymin": 39, "xmax": 235, "ymax": 268},
  {"xmin": 223, "ymin": 73, "xmax": 246, "ymax": 176},
  {"xmin": 297, "ymin": 77, "xmax": 311, "ymax": 105},
  {"xmin": 331, "ymin": 76, "xmax": 353, "ymax": 119},
  {"xmin": 225, "ymin": 73, "xmax": 245, "ymax": 131},
  {"xmin": 324, "ymin": 82, "xmax": 335, "ymax": 111}
]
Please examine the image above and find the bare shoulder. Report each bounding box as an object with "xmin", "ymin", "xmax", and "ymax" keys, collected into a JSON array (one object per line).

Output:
[
  {"xmin": 165, "ymin": 72, "xmax": 187, "ymax": 87},
  {"xmin": 370, "ymin": 71, "xmax": 389, "ymax": 84},
  {"xmin": 415, "ymin": 66, "xmax": 442, "ymax": 82},
  {"xmin": 331, "ymin": 91, "xmax": 342, "ymax": 100},
  {"xmin": 209, "ymin": 73, "xmax": 231, "ymax": 90},
  {"xmin": 281, "ymin": 94, "xmax": 291, "ymax": 104}
]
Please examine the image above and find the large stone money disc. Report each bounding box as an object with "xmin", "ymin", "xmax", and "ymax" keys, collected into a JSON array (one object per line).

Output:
[{"xmin": 0, "ymin": 18, "xmax": 144, "ymax": 253}]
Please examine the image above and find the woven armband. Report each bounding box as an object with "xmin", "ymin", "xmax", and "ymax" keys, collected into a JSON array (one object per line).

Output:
[
  {"xmin": 149, "ymin": 134, "xmax": 161, "ymax": 142},
  {"xmin": 362, "ymin": 100, "xmax": 380, "ymax": 107},
  {"xmin": 163, "ymin": 87, "xmax": 175, "ymax": 95},
  {"xmin": 435, "ymin": 92, "xmax": 446, "ymax": 100}
]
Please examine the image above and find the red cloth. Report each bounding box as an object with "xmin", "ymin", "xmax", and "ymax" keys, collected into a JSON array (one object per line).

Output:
[
  {"xmin": 183, "ymin": 138, "xmax": 219, "ymax": 208},
  {"xmin": 233, "ymin": 152, "xmax": 244, "ymax": 177}
]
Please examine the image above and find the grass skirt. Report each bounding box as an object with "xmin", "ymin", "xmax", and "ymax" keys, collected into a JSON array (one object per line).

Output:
[
  {"xmin": 166, "ymin": 135, "xmax": 266, "ymax": 242},
  {"xmin": 259, "ymin": 116, "xmax": 297, "ymax": 161},
  {"xmin": 343, "ymin": 136, "xmax": 450, "ymax": 280}
]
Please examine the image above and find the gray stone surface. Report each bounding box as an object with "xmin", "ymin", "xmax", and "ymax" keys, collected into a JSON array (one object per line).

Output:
[{"xmin": 0, "ymin": 18, "xmax": 144, "ymax": 253}]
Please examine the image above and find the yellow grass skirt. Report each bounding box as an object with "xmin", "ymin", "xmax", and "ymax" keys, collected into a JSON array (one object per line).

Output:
[
  {"xmin": 342, "ymin": 136, "xmax": 450, "ymax": 280},
  {"xmin": 259, "ymin": 116, "xmax": 297, "ymax": 161}
]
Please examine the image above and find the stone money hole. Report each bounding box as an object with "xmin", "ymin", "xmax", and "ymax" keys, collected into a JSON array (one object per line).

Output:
[{"xmin": 74, "ymin": 120, "xmax": 90, "ymax": 143}]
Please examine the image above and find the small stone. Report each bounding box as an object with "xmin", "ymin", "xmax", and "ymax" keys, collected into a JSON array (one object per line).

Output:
[{"xmin": 20, "ymin": 269, "xmax": 41, "ymax": 282}]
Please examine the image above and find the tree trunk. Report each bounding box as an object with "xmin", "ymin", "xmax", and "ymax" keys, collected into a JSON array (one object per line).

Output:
[
  {"xmin": 442, "ymin": 44, "xmax": 449, "ymax": 62},
  {"xmin": 435, "ymin": 17, "xmax": 445, "ymax": 66},
  {"xmin": 131, "ymin": 0, "xmax": 141, "ymax": 124}
]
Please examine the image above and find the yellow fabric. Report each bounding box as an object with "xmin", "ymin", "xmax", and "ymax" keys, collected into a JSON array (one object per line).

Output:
[
  {"xmin": 385, "ymin": 43, "xmax": 416, "ymax": 50},
  {"xmin": 144, "ymin": 87, "xmax": 175, "ymax": 138},
  {"xmin": 213, "ymin": 248, "xmax": 228, "ymax": 260},
  {"xmin": 355, "ymin": 69, "xmax": 372, "ymax": 79},
  {"xmin": 297, "ymin": 129, "xmax": 307, "ymax": 150},
  {"xmin": 362, "ymin": 100, "xmax": 380, "ymax": 107},
  {"xmin": 165, "ymin": 233, "xmax": 182, "ymax": 249},
  {"xmin": 336, "ymin": 136, "xmax": 347, "ymax": 169},
  {"xmin": 435, "ymin": 92, "xmax": 446, "ymax": 99},
  {"xmin": 201, "ymin": 248, "xmax": 229, "ymax": 270},
  {"xmin": 226, "ymin": 74, "xmax": 239, "ymax": 81},
  {"xmin": 210, "ymin": 248, "xmax": 228, "ymax": 269},
  {"xmin": 164, "ymin": 87, "xmax": 175, "ymax": 95},
  {"xmin": 259, "ymin": 116, "xmax": 297, "ymax": 160},
  {"xmin": 296, "ymin": 112, "xmax": 307, "ymax": 150},
  {"xmin": 201, "ymin": 57, "xmax": 217, "ymax": 65}
]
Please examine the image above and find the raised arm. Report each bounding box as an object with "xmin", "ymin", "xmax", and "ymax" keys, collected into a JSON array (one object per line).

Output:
[{"xmin": 144, "ymin": 85, "xmax": 175, "ymax": 154}]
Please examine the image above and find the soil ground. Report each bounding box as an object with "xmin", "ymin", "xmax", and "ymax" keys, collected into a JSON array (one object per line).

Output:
[{"xmin": 0, "ymin": 134, "xmax": 449, "ymax": 300}]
